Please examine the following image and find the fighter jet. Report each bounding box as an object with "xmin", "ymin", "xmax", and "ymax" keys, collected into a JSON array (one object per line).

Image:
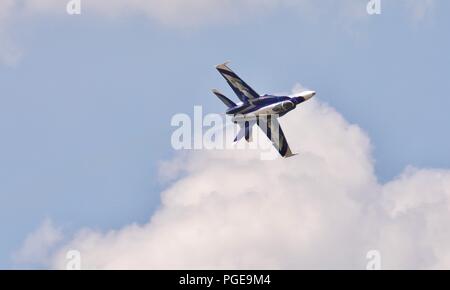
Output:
[{"xmin": 212, "ymin": 62, "xmax": 316, "ymax": 157}]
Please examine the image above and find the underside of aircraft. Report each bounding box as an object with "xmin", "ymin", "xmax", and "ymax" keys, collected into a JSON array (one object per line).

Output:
[{"xmin": 212, "ymin": 62, "xmax": 315, "ymax": 157}]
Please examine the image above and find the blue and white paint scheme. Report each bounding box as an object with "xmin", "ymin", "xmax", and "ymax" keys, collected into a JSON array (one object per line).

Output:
[{"xmin": 213, "ymin": 62, "xmax": 315, "ymax": 157}]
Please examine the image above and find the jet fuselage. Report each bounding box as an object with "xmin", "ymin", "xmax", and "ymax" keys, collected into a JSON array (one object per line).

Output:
[{"xmin": 226, "ymin": 91, "xmax": 316, "ymax": 123}]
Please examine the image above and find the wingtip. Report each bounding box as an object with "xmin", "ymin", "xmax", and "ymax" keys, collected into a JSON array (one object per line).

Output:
[
  {"xmin": 215, "ymin": 61, "xmax": 231, "ymax": 69},
  {"xmin": 211, "ymin": 89, "xmax": 224, "ymax": 96}
]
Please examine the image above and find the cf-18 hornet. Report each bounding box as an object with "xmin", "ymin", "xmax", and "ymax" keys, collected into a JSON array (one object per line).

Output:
[{"xmin": 213, "ymin": 62, "xmax": 315, "ymax": 157}]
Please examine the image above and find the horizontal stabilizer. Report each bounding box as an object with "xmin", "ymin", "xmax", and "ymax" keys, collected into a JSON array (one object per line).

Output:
[{"xmin": 212, "ymin": 89, "xmax": 236, "ymax": 108}]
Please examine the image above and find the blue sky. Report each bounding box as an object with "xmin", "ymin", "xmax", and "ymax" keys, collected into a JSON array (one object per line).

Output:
[{"xmin": 0, "ymin": 0, "xmax": 450, "ymax": 268}]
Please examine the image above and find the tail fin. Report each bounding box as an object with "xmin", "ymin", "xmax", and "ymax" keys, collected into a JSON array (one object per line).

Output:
[{"xmin": 212, "ymin": 89, "xmax": 236, "ymax": 108}]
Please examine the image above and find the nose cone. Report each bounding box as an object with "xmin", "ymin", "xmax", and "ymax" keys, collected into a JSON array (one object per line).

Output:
[{"xmin": 300, "ymin": 90, "xmax": 316, "ymax": 100}]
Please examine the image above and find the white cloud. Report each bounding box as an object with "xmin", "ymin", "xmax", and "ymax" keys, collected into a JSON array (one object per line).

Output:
[
  {"xmin": 16, "ymin": 85, "xmax": 450, "ymax": 269},
  {"xmin": 378, "ymin": 168, "xmax": 450, "ymax": 269},
  {"xmin": 13, "ymin": 218, "xmax": 63, "ymax": 266}
]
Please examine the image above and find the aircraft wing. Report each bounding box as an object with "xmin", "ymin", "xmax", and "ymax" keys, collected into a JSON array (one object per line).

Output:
[
  {"xmin": 216, "ymin": 62, "xmax": 260, "ymax": 102},
  {"xmin": 257, "ymin": 116, "xmax": 295, "ymax": 158}
]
